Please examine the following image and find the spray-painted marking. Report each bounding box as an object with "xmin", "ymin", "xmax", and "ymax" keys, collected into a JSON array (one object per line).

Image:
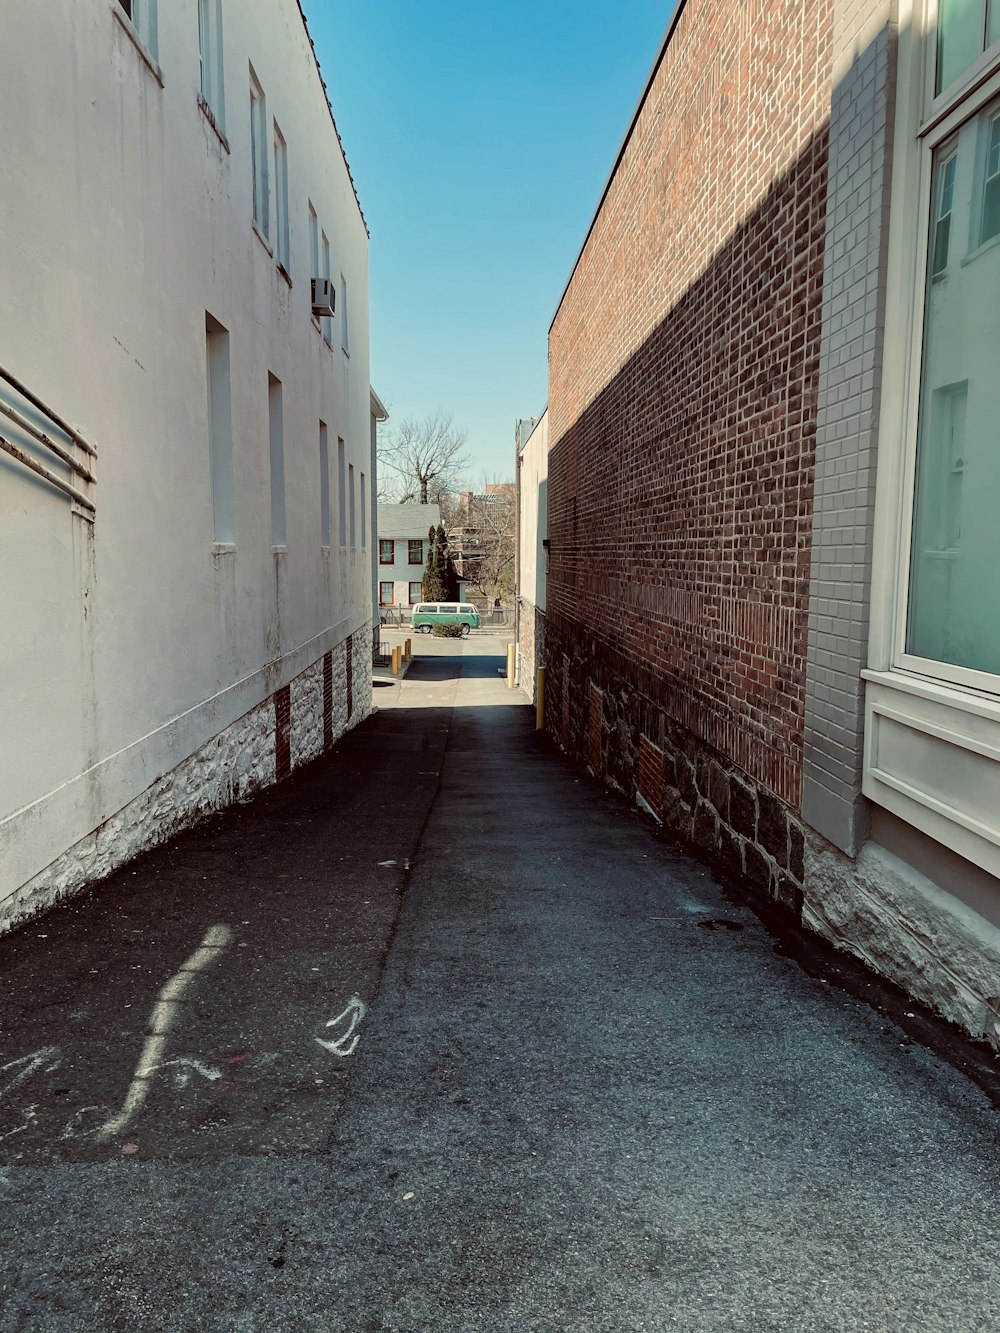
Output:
[
  {"xmin": 315, "ymin": 995, "xmax": 367, "ymax": 1058},
  {"xmin": 157, "ymin": 1057, "xmax": 223, "ymax": 1090},
  {"xmin": 96, "ymin": 924, "xmax": 233, "ymax": 1141},
  {"xmin": 59, "ymin": 1107, "xmax": 103, "ymax": 1140},
  {"xmin": 0, "ymin": 1105, "xmax": 37, "ymax": 1144},
  {"xmin": 0, "ymin": 1047, "xmax": 61, "ymax": 1101}
]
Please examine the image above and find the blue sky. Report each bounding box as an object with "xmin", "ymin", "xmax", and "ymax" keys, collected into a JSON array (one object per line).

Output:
[{"xmin": 308, "ymin": 2, "xmax": 674, "ymax": 480}]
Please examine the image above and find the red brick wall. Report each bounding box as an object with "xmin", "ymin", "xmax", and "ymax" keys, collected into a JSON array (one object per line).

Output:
[{"xmin": 547, "ymin": 0, "xmax": 832, "ymax": 810}]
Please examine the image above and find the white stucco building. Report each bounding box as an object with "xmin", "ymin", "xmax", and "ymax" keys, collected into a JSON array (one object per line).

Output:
[
  {"xmin": 515, "ymin": 412, "xmax": 547, "ymax": 702},
  {"xmin": 0, "ymin": 0, "xmax": 374, "ymax": 929}
]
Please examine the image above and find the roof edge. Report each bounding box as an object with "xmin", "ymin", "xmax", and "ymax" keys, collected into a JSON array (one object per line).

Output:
[
  {"xmin": 548, "ymin": 0, "xmax": 689, "ymax": 334},
  {"xmin": 295, "ymin": 1, "xmax": 370, "ymax": 238}
]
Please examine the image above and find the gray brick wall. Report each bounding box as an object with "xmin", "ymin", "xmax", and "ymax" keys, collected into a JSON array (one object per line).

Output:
[{"xmin": 801, "ymin": 2, "xmax": 896, "ymax": 855}]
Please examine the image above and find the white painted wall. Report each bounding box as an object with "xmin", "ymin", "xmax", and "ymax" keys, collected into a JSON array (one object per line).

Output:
[
  {"xmin": 0, "ymin": 0, "xmax": 372, "ymax": 911},
  {"xmin": 517, "ymin": 411, "xmax": 548, "ymax": 614}
]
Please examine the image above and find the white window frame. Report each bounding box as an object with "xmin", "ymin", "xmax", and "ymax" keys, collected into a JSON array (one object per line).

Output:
[
  {"xmin": 322, "ymin": 234, "xmax": 333, "ymax": 345},
  {"xmin": 117, "ymin": 0, "xmax": 158, "ymax": 62},
  {"xmin": 864, "ymin": 0, "xmax": 1000, "ymax": 878},
  {"xmin": 871, "ymin": 12, "xmax": 1000, "ymax": 697},
  {"xmin": 250, "ymin": 67, "xmax": 269, "ymax": 241},
  {"xmin": 273, "ymin": 121, "xmax": 290, "ymax": 274},
  {"xmin": 198, "ymin": 0, "xmax": 225, "ymax": 129},
  {"xmin": 308, "ymin": 203, "xmax": 320, "ymax": 328},
  {"xmin": 340, "ymin": 274, "xmax": 350, "ymax": 354}
]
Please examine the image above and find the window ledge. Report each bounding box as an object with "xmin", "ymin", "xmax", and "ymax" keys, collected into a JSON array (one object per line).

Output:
[
  {"xmin": 862, "ymin": 668, "xmax": 1000, "ymax": 723},
  {"xmin": 322, "ymin": 544, "xmax": 331, "ymax": 556},
  {"xmin": 960, "ymin": 231, "xmax": 1000, "ymax": 267},
  {"xmin": 212, "ymin": 541, "xmax": 236, "ymax": 555},
  {"xmin": 112, "ymin": 5, "xmax": 164, "ymax": 86},
  {"xmin": 277, "ymin": 261, "xmax": 293, "ymax": 289},
  {"xmin": 198, "ymin": 95, "xmax": 230, "ymax": 153},
  {"xmin": 342, "ymin": 347, "xmax": 350, "ymax": 359},
  {"xmin": 252, "ymin": 221, "xmax": 273, "ymax": 258},
  {"xmin": 272, "ymin": 544, "xmax": 288, "ymax": 555}
]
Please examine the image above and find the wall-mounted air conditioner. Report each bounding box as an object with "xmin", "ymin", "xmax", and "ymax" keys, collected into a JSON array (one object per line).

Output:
[{"xmin": 311, "ymin": 278, "xmax": 336, "ymax": 317}]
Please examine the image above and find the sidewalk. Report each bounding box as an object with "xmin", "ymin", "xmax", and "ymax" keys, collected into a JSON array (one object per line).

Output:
[{"xmin": 0, "ymin": 640, "xmax": 998, "ymax": 1331}]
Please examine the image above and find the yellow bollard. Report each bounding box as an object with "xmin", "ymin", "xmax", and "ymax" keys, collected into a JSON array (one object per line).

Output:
[
  {"xmin": 392, "ymin": 645, "xmax": 401, "ymax": 676},
  {"xmin": 536, "ymin": 666, "xmax": 545, "ymax": 730},
  {"xmin": 405, "ymin": 637, "xmax": 412, "ymax": 661},
  {"xmin": 506, "ymin": 642, "xmax": 516, "ymax": 689}
]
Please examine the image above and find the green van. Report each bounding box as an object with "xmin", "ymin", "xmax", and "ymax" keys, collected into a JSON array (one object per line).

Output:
[{"xmin": 411, "ymin": 602, "xmax": 482, "ymax": 635}]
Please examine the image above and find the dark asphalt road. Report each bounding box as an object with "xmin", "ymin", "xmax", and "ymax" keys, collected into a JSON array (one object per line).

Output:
[{"xmin": 0, "ymin": 637, "xmax": 998, "ymax": 1331}]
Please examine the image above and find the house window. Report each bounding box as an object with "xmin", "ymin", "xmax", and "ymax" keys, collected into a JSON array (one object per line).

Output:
[
  {"xmin": 408, "ymin": 539, "xmax": 423, "ymax": 565},
  {"xmin": 274, "ymin": 123, "xmax": 290, "ymax": 273},
  {"xmin": 117, "ymin": 0, "xmax": 158, "ymax": 60},
  {"xmin": 349, "ymin": 463, "xmax": 356, "ymax": 547},
  {"xmin": 268, "ymin": 374, "xmax": 285, "ymax": 547},
  {"xmin": 379, "ymin": 581, "xmax": 394, "ymax": 607},
  {"xmin": 897, "ymin": 25, "xmax": 1000, "ymax": 684},
  {"xmin": 319, "ymin": 421, "xmax": 330, "ymax": 547},
  {"xmin": 205, "ymin": 313, "xmax": 233, "ymax": 543},
  {"xmin": 408, "ymin": 582, "xmax": 422, "ymax": 605},
  {"xmin": 250, "ymin": 69, "xmax": 268, "ymax": 238},
  {"xmin": 340, "ymin": 275, "xmax": 350, "ymax": 353},
  {"xmin": 379, "ymin": 539, "xmax": 394, "ymax": 564},
  {"xmin": 931, "ymin": 150, "xmax": 957, "ymax": 275},
  {"xmin": 322, "ymin": 233, "xmax": 332, "ymax": 344},
  {"xmin": 936, "ymin": 0, "xmax": 1000, "ymax": 94},
  {"xmin": 337, "ymin": 437, "xmax": 346, "ymax": 545},
  {"xmin": 981, "ymin": 109, "xmax": 1000, "ymax": 244},
  {"xmin": 308, "ymin": 204, "xmax": 320, "ymax": 322},
  {"xmin": 198, "ymin": 0, "xmax": 224, "ymax": 127},
  {"xmin": 361, "ymin": 472, "xmax": 367, "ymax": 548}
]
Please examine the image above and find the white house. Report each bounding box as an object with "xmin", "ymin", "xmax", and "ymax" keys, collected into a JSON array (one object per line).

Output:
[
  {"xmin": 0, "ymin": 0, "xmax": 374, "ymax": 929},
  {"xmin": 376, "ymin": 504, "xmax": 441, "ymax": 613},
  {"xmin": 515, "ymin": 412, "xmax": 547, "ymax": 701}
]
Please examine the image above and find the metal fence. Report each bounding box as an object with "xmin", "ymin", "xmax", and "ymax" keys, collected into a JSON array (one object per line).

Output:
[{"xmin": 378, "ymin": 602, "xmax": 513, "ymax": 629}]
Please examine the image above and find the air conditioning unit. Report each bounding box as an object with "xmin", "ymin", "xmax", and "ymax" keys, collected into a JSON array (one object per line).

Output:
[{"xmin": 311, "ymin": 278, "xmax": 336, "ymax": 317}]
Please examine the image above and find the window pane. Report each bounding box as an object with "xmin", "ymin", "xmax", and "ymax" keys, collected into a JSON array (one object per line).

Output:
[
  {"xmin": 983, "ymin": 115, "xmax": 1000, "ymax": 243},
  {"xmin": 990, "ymin": 0, "xmax": 1000, "ymax": 46},
  {"xmin": 906, "ymin": 136, "xmax": 1000, "ymax": 675},
  {"xmin": 937, "ymin": 0, "xmax": 985, "ymax": 93}
]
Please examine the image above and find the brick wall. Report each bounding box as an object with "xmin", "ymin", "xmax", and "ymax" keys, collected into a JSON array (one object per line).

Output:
[{"xmin": 546, "ymin": 0, "xmax": 835, "ymax": 902}]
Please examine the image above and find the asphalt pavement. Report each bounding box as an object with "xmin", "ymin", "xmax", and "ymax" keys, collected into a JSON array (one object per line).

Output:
[{"xmin": 0, "ymin": 633, "xmax": 997, "ymax": 1331}]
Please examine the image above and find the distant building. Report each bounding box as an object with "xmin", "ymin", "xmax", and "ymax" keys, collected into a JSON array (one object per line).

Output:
[
  {"xmin": 515, "ymin": 412, "xmax": 548, "ymax": 702},
  {"xmin": 377, "ymin": 504, "xmax": 441, "ymax": 611},
  {"xmin": 1, "ymin": 0, "xmax": 373, "ymax": 930},
  {"xmin": 524, "ymin": 0, "xmax": 1000, "ymax": 1048}
]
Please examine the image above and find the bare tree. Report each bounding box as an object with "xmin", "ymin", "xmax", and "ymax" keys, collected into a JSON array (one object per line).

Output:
[
  {"xmin": 377, "ymin": 411, "xmax": 470, "ymax": 505},
  {"xmin": 450, "ymin": 484, "xmax": 516, "ymax": 603}
]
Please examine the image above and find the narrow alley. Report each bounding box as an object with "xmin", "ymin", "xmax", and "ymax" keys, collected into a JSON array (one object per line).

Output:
[{"xmin": 0, "ymin": 637, "xmax": 997, "ymax": 1331}]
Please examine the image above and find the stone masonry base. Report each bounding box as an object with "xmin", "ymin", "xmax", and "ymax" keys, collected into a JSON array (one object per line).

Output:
[
  {"xmin": 545, "ymin": 623, "xmax": 1000, "ymax": 1053},
  {"xmin": 2, "ymin": 631, "xmax": 371, "ymax": 936}
]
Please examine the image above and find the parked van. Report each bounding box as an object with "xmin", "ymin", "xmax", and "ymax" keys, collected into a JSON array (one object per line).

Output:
[{"xmin": 411, "ymin": 602, "xmax": 482, "ymax": 635}]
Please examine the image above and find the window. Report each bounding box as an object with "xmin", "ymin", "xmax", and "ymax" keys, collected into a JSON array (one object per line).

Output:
[
  {"xmin": 274, "ymin": 123, "xmax": 289, "ymax": 273},
  {"xmin": 268, "ymin": 374, "xmax": 285, "ymax": 547},
  {"xmin": 408, "ymin": 539, "xmax": 423, "ymax": 565},
  {"xmin": 360, "ymin": 472, "xmax": 367, "ymax": 547},
  {"xmin": 117, "ymin": 0, "xmax": 158, "ymax": 60},
  {"xmin": 937, "ymin": 0, "xmax": 1000, "ymax": 93},
  {"xmin": 250, "ymin": 69, "xmax": 268, "ymax": 238},
  {"xmin": 931, "ymin": 150, "xmax": 957, "ymax": 274},
  {"xmin": 322, "ymin": 234, "xmax": 332, "ymax": 343},
  {"xmin": 349, "ymin": 463, "xmax": 356, "ymax": 547},
  {"xmin": 340, "ymin": 274, "xmax": 349, "ymax": 353},
  {"xmin": 981, "ymin": 110, "xmax": 1000, "ymax": 243},
  {"xmin": 320, "ymin": 422, "xmax": 330, "ymax": 547},
  {"xmin": 205, "ymin": 313, "xmax": 233, "ymax": 543},
  {"xmin": 408, "ymin": 582, "xmax": 422, "ymax": 605},
  {"xmin": 198, "ymin": 0, "xmax": 224, "ymax": 127},
  {"xmin": 337, "ymin": 437, "xmax": 346, "ymax": 545},
  {"xmin": 897, "ymin": 24, "xmax": 1000, "ymax": 682},
  {"xmin": 379, "ymin": 581, "xmax": 394, "ymax": 607},
  {"xmin": 308, "ymin": 204, "xmax": 319, "ymax": 323},
  {"xmin": 379, "ymin": 539, "xmax": 394, "ymax": 564}
]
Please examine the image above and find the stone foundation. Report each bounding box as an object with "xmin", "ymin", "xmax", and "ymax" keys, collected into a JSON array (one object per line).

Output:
[
  {"xmin": 517, "ymin": 601, "xmax": 545, "ymax": 704},
  {"xmin": 2, "ymin": 631, "xmax": 371, "ymax": 935}
]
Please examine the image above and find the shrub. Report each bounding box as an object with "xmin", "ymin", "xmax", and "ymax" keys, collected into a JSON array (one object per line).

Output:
[{"xmin": 431, "ymin": 622, "xmax": 464, "ymax": 638}]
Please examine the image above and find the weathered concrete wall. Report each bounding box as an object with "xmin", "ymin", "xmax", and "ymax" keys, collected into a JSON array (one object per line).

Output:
[
  {"xmin": 3, "ymin": 631, "xmax": 369, "ymax": 934},
  {"xmin": 0, "ymin": 0, "xmax": 372, "ymax": 923}
]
